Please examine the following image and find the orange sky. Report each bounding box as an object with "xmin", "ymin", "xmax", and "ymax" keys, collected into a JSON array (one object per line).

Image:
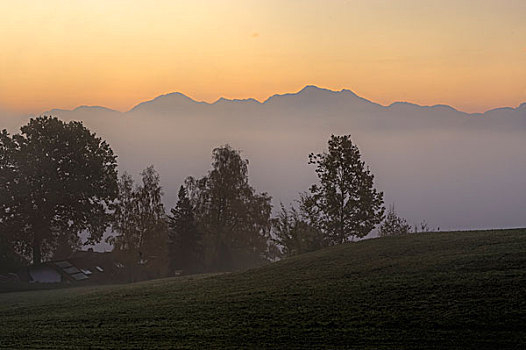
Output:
[{"xmin": 1, "ymin": 0, "xmax": 525, "ymax": 114}]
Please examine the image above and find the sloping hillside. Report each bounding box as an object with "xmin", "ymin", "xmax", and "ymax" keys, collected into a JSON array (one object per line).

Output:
[{"xmin": 0, "ymin": 229, "xmax": 525, "ymax": 349}]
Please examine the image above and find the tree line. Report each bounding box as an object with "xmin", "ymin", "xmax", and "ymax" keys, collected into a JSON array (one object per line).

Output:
[{"xmin": 1, "ymin": 116, "xmax": 417, "ymax": 276}]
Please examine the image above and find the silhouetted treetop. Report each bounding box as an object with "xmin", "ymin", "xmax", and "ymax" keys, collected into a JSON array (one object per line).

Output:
[
  {"xmin": 304, "ymin": 135, "xmax": 384, "ymax": 243},
  {"xmin": 0, "ymin": 116, "xmax": 118, "ymax": 264}
]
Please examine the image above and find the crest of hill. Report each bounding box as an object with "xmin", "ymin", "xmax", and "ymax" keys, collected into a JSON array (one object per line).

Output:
[{"xmin": 0, "ymin": 229, "xmax": 524, "ymax": 348}]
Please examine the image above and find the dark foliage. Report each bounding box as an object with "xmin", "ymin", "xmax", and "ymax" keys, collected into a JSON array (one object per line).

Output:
[
  {"xmin": 305, "ymin": 135, "xmax": 384, "ymax": 244},
  {"xmin": 108, "ymin": 166, "xmax": 169, "ymax": 278},
  {"xmin": 0, "ymin": 231, "xmax": 24, "ymax": 273},
  {"xmin": 379, "ymin": 204, "xmax": 412, "ymax": 237},
  {"xmin": 168, "ymin": 186, "xmax": 202, "ymax": 274},
  {"xmin": 0, "ymin": 116, "xmax": 118, "ymax": 264},
  {"xmin": 271, "ymin": 203, "xmax": 326, "ymax": 257},
  {"xmin": 185, "ymin": 145, "xmax": 273, "ymax": 271}
]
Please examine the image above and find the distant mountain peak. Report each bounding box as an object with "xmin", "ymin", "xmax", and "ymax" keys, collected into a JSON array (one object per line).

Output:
[
  {"xmin": 42, "ymin": 105, "xmax": 117, "ymax": 116},
  {"xmin": 264, "ymin": 85, "xmax": 361, "ymax": 104},
  {"xmin": 73, "ymin": 105, "xmax": 116, "ymax": 112},
  {"xmin": 298, "ymin": 85, "xmax": 325, "ymax": 92},
  {"xmin": 213, "ymin": 97, "xmax": 261, "ymax": 105},
  {"xmin": 35, "ymin": 86, "xmax": 522, "ymax": 116},
  {"xmin": 389, "ymin": 101, "xmax": 419, "ymax": 108},
  {"xmin": 388, "ymin": 101, "xmax": 461, "ymax": 114},
  {"xmin": 297, "ymin": 85, "xmax": 360, "ymax": 97},
  {"xmin": 149, "ymin": 92, "xmax": 197, "ymax": 103},
  {"xmin": 128, "ymin": 92, "xmax": 203, "ymax": 113},
  {"xmin": 339, "ymin": 88, "xmax": 358, "ymax": 96},
  {"xmin": 298, "ymin": 85, "xmax": 344, "ymax": 95}
]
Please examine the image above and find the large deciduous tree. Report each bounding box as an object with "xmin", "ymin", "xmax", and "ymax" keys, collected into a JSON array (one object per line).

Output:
[
  {"xmin": 0, "ymin": 116, "xmax": 118, "ymax": 264},
  {"xmin": 185, "ymin": 145, "xmax": 272, "ymax": 271},
  {"xmin": 305, "ymin": 135, "xmax": 384, "ymax": 244}
]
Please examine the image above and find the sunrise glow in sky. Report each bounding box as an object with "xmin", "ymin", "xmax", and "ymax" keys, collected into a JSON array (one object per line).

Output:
[{"xmin": 1, "ymin": 0, "xmax": 525, "ymax": 114}]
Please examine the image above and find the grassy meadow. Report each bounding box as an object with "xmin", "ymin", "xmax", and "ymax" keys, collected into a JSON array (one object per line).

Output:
[{"xmin": 0, "ymin": 229, "xmax": 525, "ymax": 349}]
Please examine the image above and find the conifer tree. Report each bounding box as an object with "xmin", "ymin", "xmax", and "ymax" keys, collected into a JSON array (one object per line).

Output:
[
  {"xmin": 168, "ymin": 186, "xmax": 202, "ymax": 273},
  {"xmin": 305, "ymin": 135, "xmax": 384, "ymax": 244}
]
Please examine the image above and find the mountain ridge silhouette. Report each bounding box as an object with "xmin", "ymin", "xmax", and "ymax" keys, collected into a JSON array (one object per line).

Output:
[
  {"xmin": 3, "ymin": 84, "xmax": 525, "ymax": 235},
  {"xmin": 38, "ymin": 85, "xmax": 526, "ymax": 116}
]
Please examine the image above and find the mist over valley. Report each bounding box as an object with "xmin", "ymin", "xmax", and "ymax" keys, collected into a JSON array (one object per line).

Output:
[{"xmin": 3, "ymin": 85, "xmax": 525, "ymax": 235}]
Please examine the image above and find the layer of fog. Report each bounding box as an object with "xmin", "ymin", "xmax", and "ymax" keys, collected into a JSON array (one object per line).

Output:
[{"xmin": 2, "ymin": 86, "xmax": 525, "ymax": 250}]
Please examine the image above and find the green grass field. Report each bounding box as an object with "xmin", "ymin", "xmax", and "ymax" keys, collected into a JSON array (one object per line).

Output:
[{"xmin": 1, "ymin": 229, "xmax": 525, "ymax": 349}]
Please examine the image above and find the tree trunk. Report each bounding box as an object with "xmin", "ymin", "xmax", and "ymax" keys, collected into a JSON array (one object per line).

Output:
[{"xmin": 32, "ymin": 238, "xmax": 42, "ymax": 265}]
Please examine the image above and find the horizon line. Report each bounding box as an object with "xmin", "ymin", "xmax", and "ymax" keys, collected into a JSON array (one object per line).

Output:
[{"xmin": 6, "ymin": 85, "xmax": 526, "ymax": 116}]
